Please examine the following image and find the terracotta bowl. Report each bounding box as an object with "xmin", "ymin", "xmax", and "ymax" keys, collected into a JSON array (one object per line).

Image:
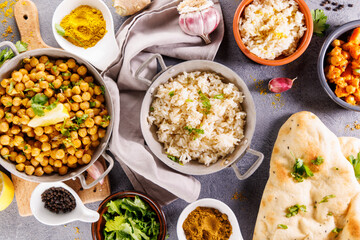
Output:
[
  {"xmin": 233, "ymin": 0, "xmax": 313, "ymax": 66},
  {"xmin": 91, "ymin": 191, "xmax": 167, "ymax": 240}
]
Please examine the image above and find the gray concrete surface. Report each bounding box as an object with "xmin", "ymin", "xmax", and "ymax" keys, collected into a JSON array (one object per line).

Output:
[{"xmin": 0, "ymin": 0, "xmax": 360, "ymax": 239}]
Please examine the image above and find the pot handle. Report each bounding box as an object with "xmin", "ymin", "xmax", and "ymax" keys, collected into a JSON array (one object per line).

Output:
[
  {"xmin": 134, "ymin": 53, "xmax": 167, "ymax": 86},
  {"xmin": 231, "ymin": 148, "xmax": 264, "ymax": 180},
  {"xmin": 0, "ymin": 41, "xmax": 19, "ymax": 56},
  {"xmin": 78, "ymin": 150, "xmax": 115, "ymax": 189}
]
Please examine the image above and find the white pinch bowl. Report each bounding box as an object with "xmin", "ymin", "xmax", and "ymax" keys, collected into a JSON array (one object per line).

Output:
[
  {"xmin": 52, "ymin": 0, "xmax": 120, "ymax": 71},
  {"xmin": 30, "ymin": 182, "xmax": 99, "ymax": 226},
  {"xmin": 177, "ymin": 198, "xmax": 243, "ymax": 240}
]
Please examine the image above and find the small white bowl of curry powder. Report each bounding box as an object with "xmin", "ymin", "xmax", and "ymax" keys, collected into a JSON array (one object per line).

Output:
[
  {"xmin": 177, "ymin": 198, "xmax": 243, "ymax": 240},
  {"xmin": 52, "ymin": 0, "xmax": 120, "ymax": 71}
]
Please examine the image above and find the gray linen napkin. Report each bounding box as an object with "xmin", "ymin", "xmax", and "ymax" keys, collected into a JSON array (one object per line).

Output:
[{"xmin": 102, "ymin": 0, "xmax": 224, "ymax": 205}]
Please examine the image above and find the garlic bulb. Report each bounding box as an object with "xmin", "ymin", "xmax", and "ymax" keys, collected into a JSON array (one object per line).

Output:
[{"xmin": 178, "ymin": 0, "xmax": 220, "ymax": 44}]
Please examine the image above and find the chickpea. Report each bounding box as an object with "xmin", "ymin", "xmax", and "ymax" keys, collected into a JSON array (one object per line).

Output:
[
  {"xmin": 27, "ymin": 130, "xmax": 35, "ymax": 138},
  {"xmin": 75, "ymin": 111, "xmax": 84, "ymax": 118},
  {"xmin": 13, "ymin": 136, "xmax": 23, "ymax": 146},
  {"xmin": 66, "ymin": 59, "xmax": 76, "ymax": 68},
  {"xmin": 98, "ymin": 128, "xmax": 106, "ymax": 138},
  {"xmin": 31, "ymin": 159, "xmax": 40, "ymax": 167},
  {"xmin": 33, "ymin": 127, "xmax": 43, "ymax": 136},
  {"xmin": 69, "ymin": 131, "xmax": 78, "ymax": 140},
  {"xmin": 10, "ymin": 106, "xmax": 20, "ymax": 115},
  {"xmin": 0, "ymin": 147, "xmax": 9, "ymax": 156},
  {"xmin": 38, "ymin": 80, "xmax": 49, "ymax": 89},
  {"xmin": 58, "ymin": 63, "xmax": 68, "ymax": 72},
  {"xmin": 64, "ymin": 88, "xmax": 72, "ymax": 98},
  {"xmin": 20, "ymin": 115, "xmax": 30, "ymax": 125},
  {"xmin": 45, "ymin": 74, "xmax": 55, "ymax": 82},
  {"xmin": 34, "ymin": 153, "xmax": 44, "ymax": 162},
  {"xmin": 43, "ymin": 165, "xmax": 54, "ymax": 174},
  {"xmin": 91, "ymin": 133, "xmax": 99, "ymax": 141},
  {"xmin": 44, "ymin": 126, "xmax": 53, "ymax": 134},
  {"xmin": 12, "ymin": 97, "xmax": 21, "ymax": 107},
  {"xmin": 88, "ymin": 126, "xmax": 98, "ymax": 135},
  {"xmin": 54, "ymin": 159, "xmax": 62, "ymax": 168},
  {"xmin": 94, "ymin": 86, "xmax": 102, "ymax": 95},
  {"xmin": 84, "ymin": 118, "xmax": 95, "ymax": 128},
  {"xmin": 25, "ymin": 108, "xmax": 35, "ymax": 119},
  {"xmin": 58, "ymin": 166, "xmax": 68, "ymax": 175},
  {"xmin": 92, "ymin": 141, "xmax": 100, "ymax": 148},
  {"xmin": 75, "ymin": 149, "xmax": 84, "ymax": 159},
  {"xmin": 34, "ymin": 167, "xmax": 44, "ymax": 176},
  {"xmin": 56, "ymin": 93, "xmax": 66, "ymax": 103},
  {"xmin": 21, "ymin": 98, "xmax": 29, "ymax": 107},
  {"xmin": 82, "ymin": 136, "xmax": 91, "ymax": 145},
  {"xmin": 78, "ymin": 128, "xmax": 87, "ymax": 138},
  {"xmin": 80, "ymin": 101, "xmax": 90, "ymax": 110},
  {"xmin": 15, "ymin": 154, "xmax": 26, "ymax": 163},
  {"xmin": 67, "ymin": 155, "xmax": 77, "ymax": 165},
  {"xmin": 51, "ymin": 81, "xmax": 62, "ymax": 91},
  {"xmin": 36, "ymin": 62, "xmax": 45, "ymax": 72},
  {"xmin": 0, "ymin": 122, "xmax": 9, "ymax": 132},
  {"xmin": 29, "ymin": 72, "xmax": 36, "ymax": 80},
  {"xmin": 9, "ymin": 151, "xmax": 17, "ymax": 161},
  {"xmin": 73, "ymin": 139, "xmax": 82, "ymax": 149},
  {"xmin": 22, "ymin": 74, "xmax": 30, "ymax": 83},
  {"xmin": 0, "ymin": 109, "xmax": 3, "ymax": 119},
  {"xmin": 38, "ymin": 134, "xmax": 49, "ymax": 143},
  {"xmin": 30, "ymin": 57, "xmax": 39, "ymax": 68},
  {"xmin": 1, "ymin": 96, "xmax": 12, "ymax": 107},
  {"xmin": 82, "ymin": 154, "xmax": 91, "ymax": 164},
  {"xmin": 77, "ymin": 66, "xmax": 87, "ymax": 76},
  {"xmin": 67, "ymin": 147, "xmax": 76, "ymax": 156},
  {"xmin": 24, "ymin": 80, "xmax": 35, "ymax": 89},
  {"xmin": 72, "ymin": 95, "xmax": 82, "ymax": 103},
  {"xmin": 71, "ymin": 103, "xmax": 80, "ymax": 111},
  {"xmin": 94, "ymin": 116, "xmax": 103, "ymax": 125},
  {"xmin": 31, "ymin": 147, "xmax": 41, "ymax": 157},
  {"xmin": 16, "ymin": 163, "xmax": 25, "ymax": 172},
  {"xmin": 48, "ymin": 158, "xmax": 54, "ymax": 166},
  {"xmin": 22, "ymin": 125, "xmax": 31, "ymax": 133},
  {"xmin": 72, "ymin": 86, "xmax": 81, "ymax": 95},
  {"xmin": 24, "ymin": 63, "xmax": 32, "ymax": 71},
  {"xmin": 0, "ymin": 79, "xmax": 9, "ymax": 88},
  {"xmin": 12, "ymin": 71, "xmax": 23, "ymax": 82},
  {"xmin": 25, "ymin": 165, "xmax": 35, "ymax": 175},
  {"xmin": 70, "ymin": 74, "xmax": 80, "ymax": 83},
  {"xmin": 97, "ymin": 95, "xmax": 105, "ymax": 103},
  {"xmin": 15, "ymin": 82, "xmax": 25, "ymax": 92},
  {"xmin": 55, "ymin": 149, "xmax": 65, "ymax": 159},
  {"xmin": 0, "ymin": 135, "xmax": 10, "ymax": 145},
  {"xmin": 39, "ymin": 56, "xmax": 49, "ymax": 64},
  {"xmin": 23, "ymin": 144, "xmax": 31, "ymax": 154},
  {"xmin": 84, "ymin": 76, "xmax": 93, "ymax": 83}
]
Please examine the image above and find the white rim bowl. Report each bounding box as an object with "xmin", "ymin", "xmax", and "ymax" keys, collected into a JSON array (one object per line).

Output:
[
  {"xmin": 177, "ymin": 198, "xmax": 243, "ymax": 240},
  {"xmin": 52, "ymin": 0, "xmax": 119, "ymax": 71}
]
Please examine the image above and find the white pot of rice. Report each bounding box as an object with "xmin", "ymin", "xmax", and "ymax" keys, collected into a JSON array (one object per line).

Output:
[{"xmin": 138, "ymin": 54, "xmax": 263, "ymax": 179}]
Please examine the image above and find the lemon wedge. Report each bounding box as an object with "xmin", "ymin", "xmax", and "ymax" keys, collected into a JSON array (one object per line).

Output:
[
  {"xmin": 28, "ymin": 103, "xmax": 70, "ymax": 128},
  {"xmin": 0, "ymin": 171, "xmax": 14, "ymax": 211}
]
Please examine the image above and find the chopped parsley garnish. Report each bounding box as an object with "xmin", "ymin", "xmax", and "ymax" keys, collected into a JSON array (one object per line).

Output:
[
  {"xmin": 100, "ymin": 86, "xmax": 105, "ymax": 95},
  {"xmin": 291, "ymin": 158, "xmax": 314, "ymax": 182},
  {"xmin": 60, "ymin": 85, "xmax": 69, "ymax": 91},
  {"xmin": 167, "ymin": 155, "xmax": 180, "ymax": 164},
  {"xmin": 103, "ymin": 115, "xmax": 111, "ymax": 121},
  {"xmin": 0, "ymin": 48, "xmax": 14, "ymax": 67},
  {"xmin": 49, "ymin": 83, "xmax": 55, "ymax": 89},
  {"xmin": 90, "ymin": 102, "xmax": 96, "ymax": 108},
  {"xmin": 213, "ymin": 94, "xmax": 224, "ymax": 99},
  {"xmin": 184, "ymin": 126, "xmax": 204, "ymax": 135},
  {"xmin": 150, "ymin": 106, "xmax": 154, "ymax": 112},
  {"xmin": 185, "ymin": 99, "xmax": 193, "ymax": 102},
  {"xmin": 31, "ymin": 94, "xmax": 49, "ymax": 116},
  {"xmin": 2, "ymin": 154, "xmax": 11, "ymax": 159},
  {"xmin": 62, "ymin": 72, "xmax": 71, "ymax": 77},
  {"xmin": 332, "ymin": 227, "xmax": 342, "ymax": 234},
  {"xmin": 311, "ymin": 9, "xmax": 330, "ymax": 37},
  {"xmin": 312, "ymin": 156, "xmax": 324, "ymax": 166},
  {"xmin": 198, "ymin": 90, "xmax": 211, "ymax": 114},
  {"xmin": 327, "ymin": 212, "xmax": 333, "ymax": 216},
  {"xmin": 319, "ymin": 194, "xmax": 336, "ymax": 204},
  {"xmin": 75, "ymin": 114, "xmax": 88, "ymax": 125},
  {"xmin": 52, "ymin": 66, "xmax": 57, "ymax": 72},
  {"xmin": 45, "ymin": 60, "xmax": 50, "ymax": 66},
  {"xmin": 15, "ymin": 41, "xmax": 28, "ymax": 53},
  {"xmin": 89, "ymin": 82, "xmax": 95, "ymax": 88},
  {"xmin": 277, "ymin": 224, "xmax": 288, "ymax": 229},
  {"xmin": 8, "ymin": 81, "xmax": 14, "ymax": 94},
  {"xmin": 60, "ymin": 120, "xmax": 70, "ymax": 137},
  {"xmin": 24, "ymin": 145, "xmax": 28, "ymax": 150},
  {"xmin": 5, "ymin": 113, "xmax": 11, "ymax": 119},
  {"xmin": 355, "ymin": 69, "xmax": 360, "ymax": 74},
  {"xmin": 286, "ymin": 204, "xmax": 306, "ymax": 218},
  {"xmin": 169, "ymin": 91, "xmax": 175, "ymax": 97},
  {"xmin": 348, "ymin": 153, "xmax": 360, "ymax": 179}
]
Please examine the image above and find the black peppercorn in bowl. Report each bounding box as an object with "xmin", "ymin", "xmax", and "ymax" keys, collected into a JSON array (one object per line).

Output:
[
  {"xmin": 30, "ymin": 182, "xmax": 100, "ymax": 225},
  {"xmin": 91, "ymin": 191, "xmax": 167, "ymax": 240}
]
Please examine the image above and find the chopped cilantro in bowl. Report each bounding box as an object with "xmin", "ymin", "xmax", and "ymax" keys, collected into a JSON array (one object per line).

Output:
[{"xmin": 93, "ymin": 191, "xmax": 167, "ymax": 240}]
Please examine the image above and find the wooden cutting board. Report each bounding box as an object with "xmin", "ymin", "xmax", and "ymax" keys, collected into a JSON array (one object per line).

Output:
[{"xmin": 11, "ymin": 0, "xmax": 111, "ymax": 217}]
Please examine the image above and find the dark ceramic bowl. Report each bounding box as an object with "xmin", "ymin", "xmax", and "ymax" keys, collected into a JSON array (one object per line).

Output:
[
  {"xmin": 91, "ymin": 191, "xmax": 167, "ymax": 240},
  {"xmin": 318, "ymin": 20, "xmax": 360, "ymax": 111}
]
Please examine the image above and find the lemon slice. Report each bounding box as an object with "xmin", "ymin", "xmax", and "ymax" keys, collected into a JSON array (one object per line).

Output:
[
  {"xmin": 0, "ymin": 171, "xmax": 14, "ymax": 211},
  {"xmin": 28, "ymin": 103, "xmax": 70, "ymax": 128}
]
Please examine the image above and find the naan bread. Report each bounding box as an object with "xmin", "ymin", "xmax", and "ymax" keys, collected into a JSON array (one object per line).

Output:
[{"xmin": 253, "ymin": 111, "xmax": 360, "ymax": 240}]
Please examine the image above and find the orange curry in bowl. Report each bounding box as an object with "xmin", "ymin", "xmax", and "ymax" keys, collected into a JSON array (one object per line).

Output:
[{"xmin": 325, "ymin": 27, "xmax": 360, "ymax": 105}]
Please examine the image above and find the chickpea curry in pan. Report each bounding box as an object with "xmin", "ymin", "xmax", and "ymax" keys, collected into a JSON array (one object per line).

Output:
[
  {"xmin": 0, "ymin": 56, "xmax": 110, "ymax": 176},
  {"xmin": 325, "ymin": 27, "xmax": 360, "ymax": 105}
]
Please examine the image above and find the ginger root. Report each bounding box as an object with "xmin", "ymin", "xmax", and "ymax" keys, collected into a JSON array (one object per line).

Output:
[{"xmin": 114, "ymin": 0, "xmax": 151, "ymax": 16}]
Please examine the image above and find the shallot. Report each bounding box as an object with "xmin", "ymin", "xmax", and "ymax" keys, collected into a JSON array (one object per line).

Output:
[
  {"xmin": 177, "ymin": 0, "xmax": 221, "ymax": 44},
  {"xmin": 86, "ymin": 160, "xmax": 105, "ymax": 185},
  {"xmin": 268, "ymin": 77, "xmax": 297, "ymax": 93}
]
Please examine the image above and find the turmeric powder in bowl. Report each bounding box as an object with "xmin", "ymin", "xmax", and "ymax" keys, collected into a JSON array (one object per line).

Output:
[
  {"xmin": 60, "ymin": 5, "xmax": 107, "ymax": 49},
  {"xmin": 182, "ymin": 206, "xmax": 232, "ymax": 240}
]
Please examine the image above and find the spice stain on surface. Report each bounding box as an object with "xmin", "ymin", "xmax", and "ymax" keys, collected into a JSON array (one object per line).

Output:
[
  {"xmin": 253, "ymin": 77, "xmax": 268, "ymax": 95},
  {"xmin": 345, "ymin": 121, "xmax": 360, "ymax": 131},
  {"xmin": 272, "ymin": 93, "xmax": 285, "ymax": 109},
  {"xmin": 232, "ymin": 191, "xmax": 247, "ymax": 201},
  {"xmin": 0, "ymin": 0, "xmax": 17, "ymax": 40}
]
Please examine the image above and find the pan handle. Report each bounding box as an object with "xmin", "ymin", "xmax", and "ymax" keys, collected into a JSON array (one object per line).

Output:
[
  {"xmin": 0, "ymin": 41, "xmax": 19, "ymax": 56},
  {"xmin": 134, "ymin": 54, "xmax": 167, "ymax": 86},
  {"xmin": 231, "ymin": 148, "xmax": 264, "ymax": 180},
  {"xmin": 78, "ymin": 150, "xmax": 115, "ymax": 189}
]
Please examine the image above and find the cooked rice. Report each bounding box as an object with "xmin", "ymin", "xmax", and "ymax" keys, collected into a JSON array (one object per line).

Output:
[
  {"xmin": 148, "ymin": 71, "xmax": 246, "ymax": 166},
  {"xmin": 239, "ymin": 0, "xmax": 306, "ymax": 60}
]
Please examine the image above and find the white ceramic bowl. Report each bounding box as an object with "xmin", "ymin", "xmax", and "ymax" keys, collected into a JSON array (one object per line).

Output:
[
  {"xmin": 30, "ymin": 182, "xmax": 99, "ymax": 226},
  {"xmin": 177, "ymin": 198, "xmax": 243, "ymax": 240},
  {"xmin": 52, "ymin": 0, "xmax": 119, "ymax": 71}
]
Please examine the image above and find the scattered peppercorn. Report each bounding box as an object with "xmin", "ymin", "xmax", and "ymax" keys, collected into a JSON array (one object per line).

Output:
[
  {"xmin": 331, "ymin": 2, "xmax": 337, "ymax": 5},
  {"xmin": 348, "ymin": 4, "xmax": 353, "ymax": 7},
  {"xmin": 41, "ymin": 187, "xmax": 76, "ymax": 214},
  {"xmin": 325, "ymin": 7, "xmax": 331, "ymax": 10}
]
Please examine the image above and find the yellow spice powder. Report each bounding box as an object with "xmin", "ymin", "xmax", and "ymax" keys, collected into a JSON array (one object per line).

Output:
[{"xmin": 60, "ymin": 5, "xmax": 107, "ymax": 49}]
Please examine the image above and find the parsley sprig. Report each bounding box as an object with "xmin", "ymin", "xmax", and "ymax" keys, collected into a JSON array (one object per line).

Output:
[
  {"xmin": 348, "ymin": 153, "xmax": 360, "ymax": 179},
  {"xmin": 312, "ymin": 156, "xmax": 324, "ymax": 166},
  {"xmin": 31, "ymin": 94, "xmax": 58, "ymax": 116},
  {"xmin": 277, "ymin": 224, "xmax": 288, "ymax": 229},
  {"xmin": 319, "ymin": 194, "xmax": 336, "ymax": 204},
  {"xmin": 184, "ymin": 126, "xmax": 204, "ymax": 135},
  {"xmin": 311, "ymin": 9, "xmax": 330, "ymax": 37},
  {"xmin": 286, "ymin": 204, "xmax": 306, "ymax": 218},
  {"xmin": 291, "ymin": 158, "xmax": 314, "ymax": 182}
]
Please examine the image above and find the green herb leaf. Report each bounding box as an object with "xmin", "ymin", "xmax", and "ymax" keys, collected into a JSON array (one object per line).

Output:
[
  {"xmin": 90, "ymin": 102, "xmax": 96, "ymax": 108},
  {"xmin": 185, "ymin": 99, "xmax": 193, "ymax": 102},
  {"xmin": 319, "ymin": 194, "xmax": 336, "ymax": 204},
  {"xmin": 49, "ymin": 83, "xmax": 55, "ymax": 90},
  {"xmin": 150, "ymin": 106, "xmax": 154, "ymax": 112},
  {"xmin": 332, "ymin": 227, "xmax": 343, "ymax": 234},
  {"xmin": 24, "ymin": 145, "xmax": 28, "ymax": 150},
  {"xmin": 355, "ymin": 69, "xmax": 360, "ymax": 74},
  {"xmin": 277, "ymin": 224, "xmax": 288, "ymax": 229},
  {"xmin": 15, "ymin": 41, "xmax": 28, "ymax": 53},
  {"xmin": 89, "ymin": 82, "xmax": 95, "ymax": 88},
  {"xmin": 60, "ymin": 85, "xmax": 69, "ymax": 91},
  {"xmin": 62, "ymin": 72, "xmax": 71, "ymax": 77},
  {"xmin": 198, "ymin": 91, "xmax": 211, "ymax": 114},
  {"xmin": 213, "ymin": 94, "xmax": 224, "ymax": 99},
  {"xmin": 327, "ymin": 212, "xmax": 333, "ymax": 216},
  {"xmin": 100, "ymin": 86, "xmax": 105, "ymax": 95},
  {"xmin": 52, "ymin": 66, "xmax": 58, "ymax": 72},
  {"xmin": 75, "ymin": 114, "xmax": 88, "ymax": 125},
  {"xmin": 167, "ymin": 155, "xmax": 180, "ymax": 163},
  {"xmin": 7, "ymin": 81, "xmax": 14, "ymax": 94},
  {"xmin": 286, "ymin": 204, "xmax": 306, "ymax": 218},
  {"xmin": 291, "ymin": 158, "xmax": 314, "ymax": 182},
  {"xmin": 184, "ymin": 126, "xmax": 204, "ymax": 135},
  {"xmin": 311, "ymin": 9, "xmax": 330, "ymax": 37},
  {"xmin": 312, "ymin": 156, "xmax": 324, "ymax": 166},
  {"xmin": 55, "ymin": 23, "xmax": 66, "ymax": 37},
  {"xmin": 169, "ymin": 91, "xmax": 175, "ymax": 97},
  {"xmin": 103, "ymin": 115, "xmax": 111, "ymax": 121},
  {"xmin": 45, "ymin": 99, "xmax": 59, "ymax": 111},
  {"xmin": 0, "ymin": 48, "xmax": 14, "ymax": 67},
  {"xmin": 349, "ymin": 153, "xmax": 360, "ymax": 179}
]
